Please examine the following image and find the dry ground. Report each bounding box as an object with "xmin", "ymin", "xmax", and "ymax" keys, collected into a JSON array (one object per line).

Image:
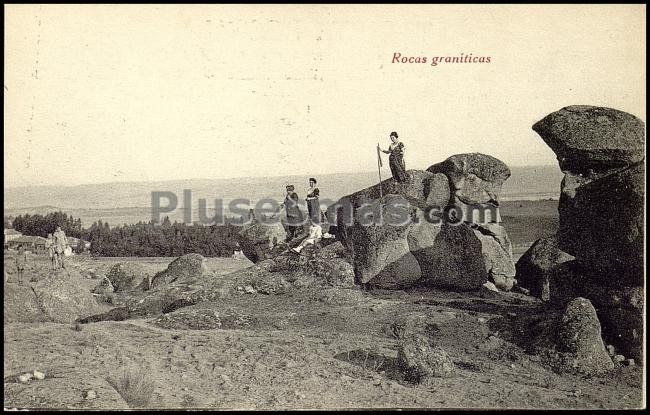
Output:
[{"xmin": 3, "ymin": 252, "xmax": 644, "ymax": 410}]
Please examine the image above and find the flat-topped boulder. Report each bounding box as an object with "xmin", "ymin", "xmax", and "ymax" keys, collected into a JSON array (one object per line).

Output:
[{"xmin": 532, "ymin": 105, "xmax": 645, "ymax": 172}]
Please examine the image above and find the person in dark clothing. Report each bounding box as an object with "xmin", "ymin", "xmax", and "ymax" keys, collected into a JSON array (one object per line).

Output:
[
  {"xmin": 15, "ymin": 245, "xmax": 28, "ymax": 285},
  {"xmin": 279, "ymin": 185, "xmax": 304, "ymax": 242},
  {"xmin": 306, "ymin": 177, "xmax": 320, "ymax": 223},
  {"xmin": 379, "ymin": 131, "xmax": 408, "ymax": 182}
]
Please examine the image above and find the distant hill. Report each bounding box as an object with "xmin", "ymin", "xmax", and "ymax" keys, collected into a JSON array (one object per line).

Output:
[{"xmin": 4, "ymin": 166, "xmax": 563, "ymax": 226}]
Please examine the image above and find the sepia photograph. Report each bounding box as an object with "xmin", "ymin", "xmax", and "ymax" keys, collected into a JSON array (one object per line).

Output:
[{"xmin": 3, "ymin": 4, "xmax": 646, "ymax": 410}]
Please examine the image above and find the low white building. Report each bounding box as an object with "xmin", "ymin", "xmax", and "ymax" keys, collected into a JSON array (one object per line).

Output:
[{"xmin": 4, "ymin": 228, "xmax": 22, "ymax": 245}]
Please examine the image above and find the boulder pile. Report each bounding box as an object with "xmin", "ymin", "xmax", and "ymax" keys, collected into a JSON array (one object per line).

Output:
[
  {"xmin": 522, "ymin": 105, "xmax": 645, "ymax": 361},
  {"xmin": 327, "ymin": 154, "xmax": 516, "ymax": 291}
]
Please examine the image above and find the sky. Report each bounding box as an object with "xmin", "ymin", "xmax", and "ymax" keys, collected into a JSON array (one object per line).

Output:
[{"xmin": 4, "ymin": 4, "xmax": 646, "ymax": 188}]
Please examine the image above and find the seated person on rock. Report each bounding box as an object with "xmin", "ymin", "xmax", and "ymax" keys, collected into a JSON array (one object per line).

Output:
[{"xmin": 291, "ymin": 220, "xmax": 323, "ymax": 254}]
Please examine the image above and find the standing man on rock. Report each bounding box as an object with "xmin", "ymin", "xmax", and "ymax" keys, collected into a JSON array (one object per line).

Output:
[
  {"xmin": 45, "ymin": 233, "xmax": 57, "ymax": 270},
  {"xmin": 53, "ymin": 226, "xmax": 68, "ymax": 270}
]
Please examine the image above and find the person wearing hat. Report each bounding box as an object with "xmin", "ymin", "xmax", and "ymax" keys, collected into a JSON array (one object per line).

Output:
[
  {"xmin": 53, "ymin": 226, "xmax": 68, "ymax": 269},
  {"xmin": 305, "ymin": 178, "xmax": 320, "ymax": 223},
  {"xmin": 278, "ymin": 185, "xmax": 304, "ymax": 241},
  {"xmin": 378, "ymin": 131, "xmax": 408, "ymax": 182}
]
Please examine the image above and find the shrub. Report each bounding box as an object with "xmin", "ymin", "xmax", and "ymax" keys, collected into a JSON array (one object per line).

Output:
[{"xmin": 114, "ymin": 364, "xmax": 155, "ymax": 408}]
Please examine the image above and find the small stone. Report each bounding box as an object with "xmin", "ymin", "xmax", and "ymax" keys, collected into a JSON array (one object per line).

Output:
[
  {"xmin": 507, "ymin": 312, "xmax": 517, "ymax": 317},
  {"xmin": 606, "ymin": 345, "xmax": 615, "ymax": 356},
  {"xmin": 84, "ymin": 390, "xmax": 97, "ymax": 400},
  {"xmin": 477, "ymin": 317, "xmax": 487, "ymax": 324},
  {"xmin": 244, "ymin": 285, "xmax": 256, "ymax": 294},
  {"xmin": 613, "ymin": 354, "xmax": 625, "ymax": 363},
  {"xmin": 18, "ymin": 373, "xmax": 31, "ymax": 383},
  {"xmin": 236, "ymin": 286, "xmax": 243, "ymax": 291},
  {"xmin": 32, "ymin": 370, "xmax": 45, "ymax": 380},
  {"xmin": 482, "ymin": 281, "xmax": 499, "ymax": 292},
  {"xmin": 625, "ymin": 358, "xmax": 635, "ymax": 366}
]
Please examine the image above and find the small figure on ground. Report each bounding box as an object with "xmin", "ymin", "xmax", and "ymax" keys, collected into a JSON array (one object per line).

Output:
[
  {"xmin": 46, "ymin": 233, "xmax": 56, "ymax": 270},
  {"xmin": 53, "ymin": 226, "xmax": 68, "ymax": 269},
  {"xmin": 378, "ymin": 131, "xmax": 408, "ymax": 182},
  {"xmin": 278, "ymin": 185, "xmax": 304, "ymax": 242},
  {"xmin": 306, "ymin": 177, "xmax": 321, "ymax": 223},
  {"xmin": 14, "ymin": 245, "xmax": 28, "ymax": 285},
  {"xmin": 292, "ymin": 221, "xmax": 323, "ymax": 254}
]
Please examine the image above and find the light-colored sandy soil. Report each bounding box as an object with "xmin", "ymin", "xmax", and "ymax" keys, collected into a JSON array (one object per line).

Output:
[{"xmin": 3, "ymin": 253, "xmax": 644, "ymax": 410}]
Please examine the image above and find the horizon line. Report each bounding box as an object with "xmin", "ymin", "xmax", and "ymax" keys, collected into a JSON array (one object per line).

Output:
[{"xmin": 4, "ymin": 164, "xmax": 560, "ymax": 190}]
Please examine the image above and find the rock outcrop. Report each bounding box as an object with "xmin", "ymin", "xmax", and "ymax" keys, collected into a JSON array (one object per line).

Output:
[
  {"xmin": 148, "ymin": 253, "xmax": 207, "ymax": 289},
  {"xmin": 532, "ymin": 105, "xmax": 645, "ymax": 362},
  {"xmin": 4, "ymin": 282, "xmax": 47, "ymax": 323},
  {"xmin": 516, "ymin": 237, "xmax": 575, "ymax": 300},
  {"xmin": 558, "ymin": 298, "xmax": 615, "ymax": 375},
  {"xmin": 533, "ymin": 105, "xmax": 644, "ymax": 285},
  {"xmin": 33, "ymin": 274, "xmax": 104, "ymax": 323},
  {"xmin": 104, "ymin": 263, "xmax": 149, "ymax": 292},
  {"xmin": 532, "ymin": 105, "xmax": 645, "ymax": 171},
  {"xmin": 237, "ymin": 220, "xmax": 287, "ymax": 263},
  {"xmin": 329, "ymin": 161, "xmax": 516, "ymax": 291},
  {"xmin": 427, "ymin": 153, "xmax": 511, "ymax": 205},
  {"xmin": 397, "ymin": 334, "xmax": 456, "ymax": 383}
]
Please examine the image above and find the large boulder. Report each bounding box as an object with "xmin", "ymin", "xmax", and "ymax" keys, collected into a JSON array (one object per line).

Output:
[
  {"xmin": 330, "ymin": 170, "xmax": 451, "ymax": 213},
  {"xmin": 397, "ymin": 334, "xmax": 456, "ymax": 383},
  {"xmin": 149, "ymin": 253, "xmax": 207, "ymax": 289},
  {"xmin": 557, "ymin": 162, "xmax": 644, "ymax": 286},
  {"xmin": 342, "ymin": 194, "xmax": 419, "ymax": 287},
  {"xmin": 533, "ymin": 106, "xmax": 644, "ymax": 286},
  {"xmin": 4, "ymin": 282, "xmax": 46, "ymax": 323},
  {"xmin": 516, "ymin": 237, "xmax": 575, "ymax": 300},
  {"xmin": 558, "ymin": 297, "xmax": 615, "ymax": 375},
  {"xmin": 533, "ymin": 106, "xmax": 645, "ymax": 363},
  {"xmin": 581, "ymin": 283, "xmax": 644, "ymax": 362},
  {"xmin": 329, "ymin": 166, "xmax": 515, "ymax": 291},
  {"xmin": 105, "ymin": 262, "xmax": 149, "ymax": 292},
  {"xmin": 33, "ymin": 274, "xmax": 104, "ymax": 323},
  {"xmin": 418, "ymin": 223, "xmax": 489, "ymax": 290},
  {"xmin": 427, "ymin": 153, "xmax": 511, "ymax": 205},
  {"xmin": 473, "ymin": 228, "xmax": 516, "ymax": 291},
  {"xmin": 237, "ymin": 220, "xmax": 287, "ymax": 263},
  {"xmin": 532, "ymin": 105, "xmax": 645, "ymax": 171}
]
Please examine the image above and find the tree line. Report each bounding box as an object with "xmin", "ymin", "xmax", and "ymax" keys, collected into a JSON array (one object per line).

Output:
[{"xmin": 7, "ymin": 212, "xmax": 243, "ymax": 257}]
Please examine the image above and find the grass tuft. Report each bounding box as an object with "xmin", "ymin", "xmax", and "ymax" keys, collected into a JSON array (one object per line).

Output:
[{"xmin": 114, "ymin": 364, "xmax": 155, "ymax": 408}]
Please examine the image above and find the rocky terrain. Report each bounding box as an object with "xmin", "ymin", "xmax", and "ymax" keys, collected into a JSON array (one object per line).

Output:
[{"xmin": 3, "ymin": 105, "xmax": 645, "ymax": 409}]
